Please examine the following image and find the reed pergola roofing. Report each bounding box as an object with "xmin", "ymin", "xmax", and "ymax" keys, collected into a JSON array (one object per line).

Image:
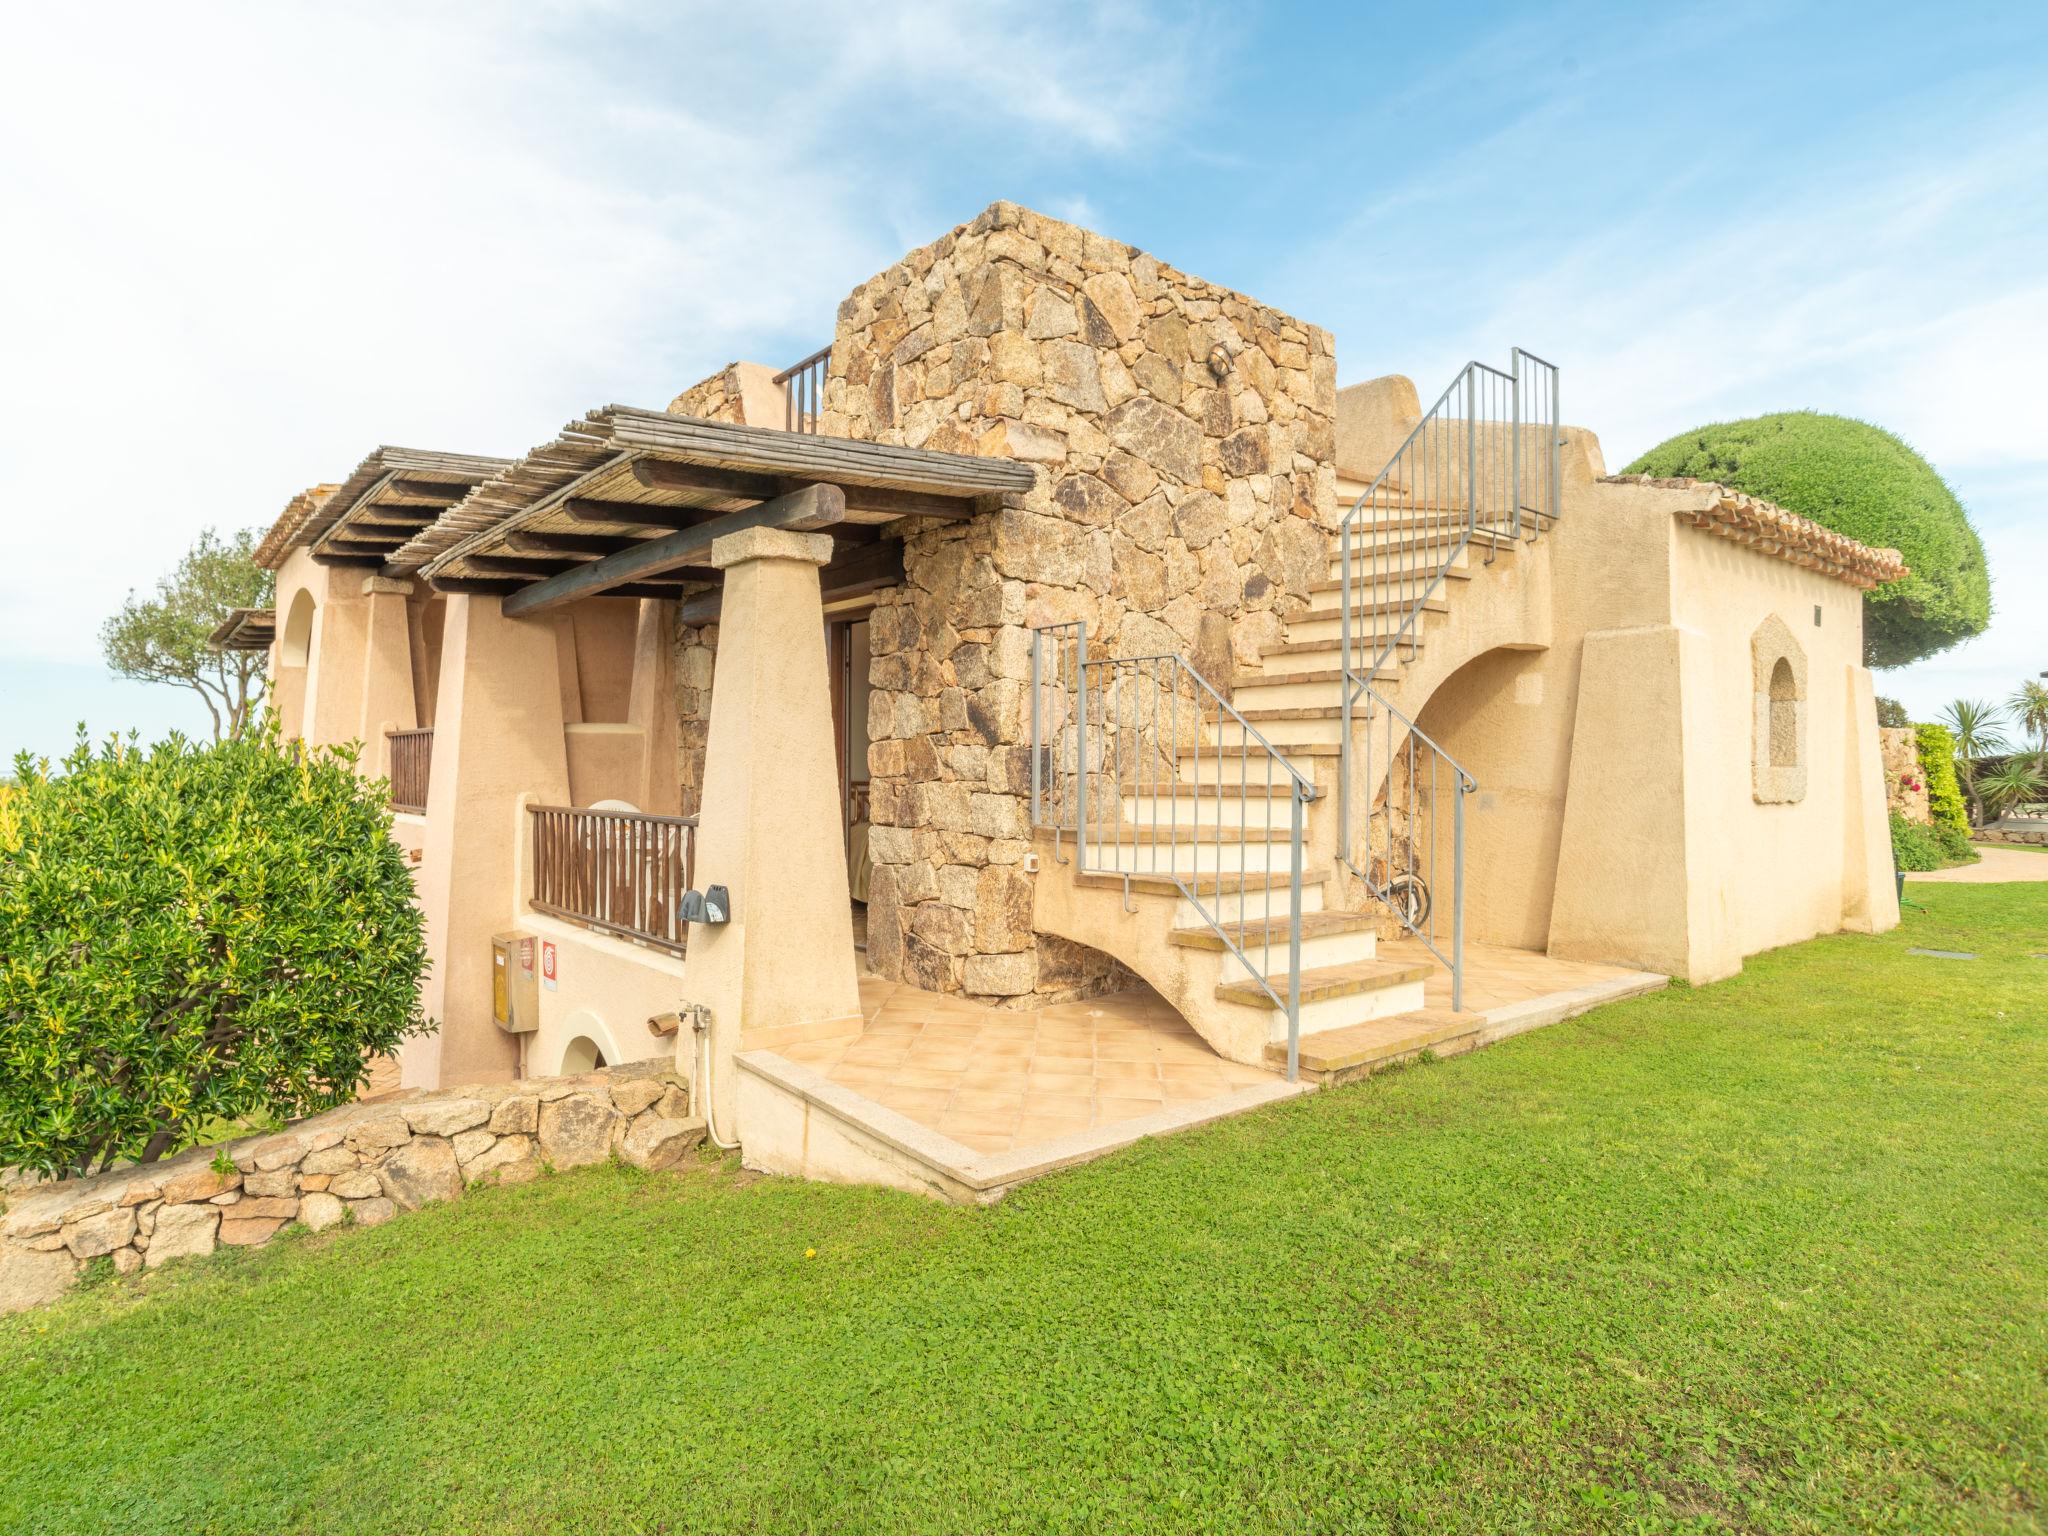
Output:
[
  {"xmin": 253, "ymin": 485, "xmax": 340, "ymax": 570},
  {"xmin": 301, "ymin": 447, "xmax": 515, "ymax": 574},
  {"xmin": 406, "ymin": 406, "xmax": 1037, "ymax": 620},
  {"xmin": 205, "ymin": 607, "xmax": 276, "ymax": 652}
]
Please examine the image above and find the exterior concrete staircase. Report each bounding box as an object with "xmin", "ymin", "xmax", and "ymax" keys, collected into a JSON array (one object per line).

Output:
[{"xmin": 1031, "ymin": 353, "xmax": 1562, "ymax": 1080}]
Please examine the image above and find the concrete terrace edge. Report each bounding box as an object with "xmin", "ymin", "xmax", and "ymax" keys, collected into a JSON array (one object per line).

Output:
[
  {"xmin": 1469, "ymin": 970, "xmax": 1670, "ymax": 1049},
  {"xmin": 734, "ymin": 1049, "xmax": 1316, "ymax": 1200}
]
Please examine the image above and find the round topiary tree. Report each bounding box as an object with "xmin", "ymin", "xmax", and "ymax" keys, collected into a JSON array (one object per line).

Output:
[
  {"xmin": 1623, "ymin": 412, "xmax": 1990, "ymax": 668},
  {"xmin": 0, "ymin": 724, "xmax": 432, "ymax": 1179}
]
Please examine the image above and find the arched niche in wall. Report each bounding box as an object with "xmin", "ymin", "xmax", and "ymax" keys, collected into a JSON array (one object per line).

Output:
[
  {"xmin": 280, "ymin": 587, "xmax": 317, "ymax": 669},
  {"xmin": 1751, "ymin": 614, "xmax": 1808, "ymax": 804}
]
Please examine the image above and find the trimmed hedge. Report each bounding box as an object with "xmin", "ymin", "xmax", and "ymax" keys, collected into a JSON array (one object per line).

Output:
[{"xmin": 1624, "ymin": 412, "xmax": 1989, "ymax": 667}]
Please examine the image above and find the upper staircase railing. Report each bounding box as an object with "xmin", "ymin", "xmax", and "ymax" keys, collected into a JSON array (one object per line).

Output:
[
  {"xmin": 1336, "ymin": 349, "xmax": 1560, "ymax": 1011},
  {"xmin": 1031, "ymin": 621, "xmax": 1318, "ymax": 1080},
  {"xmin": 774, "ymin": 346, "xmax": 831, "ymax": 434}
]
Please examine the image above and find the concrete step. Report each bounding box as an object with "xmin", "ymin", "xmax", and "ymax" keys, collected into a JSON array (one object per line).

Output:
[
  {"xmin": 1261, "ymin": 1007, "xmax": 1485, "ymax": 1082},
  {"xmin": 1285, "ymin": 602, "xmax": 1446, "ymax": 648},
  {"xmin": 1122, "ymin": 785, "xmax": 1301, "ymax": 829},
  {"xmin": 1314, "ymin": 569, "xmax": 1471, "ymax": 601},
  {"xmin": 1215, "ymin": 955, "xmax": 1434, "ymax": 1043},
  {"xmin": 1068, "ymin": 866, "xmax": 1328, "ymax": 927},
  {"xmin": 1172, "ymin": 741, "xmax": 1334, "ymax": 787},
  {"xmin": 1214, "ymin": 710, "xmax": 1343, "ymax": 749},
  {"xmin": 1074, "ymin": 825, "xmax": 1296, "ymax": 876},
  {"xmin": 1171, "ymin": 909, "xmax": 1378, "ymax": 971}
]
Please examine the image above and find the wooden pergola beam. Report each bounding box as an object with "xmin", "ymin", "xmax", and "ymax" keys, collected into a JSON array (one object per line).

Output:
[
  {"xmin": 503, "ymin": 483, "xmax": 845, "ymax": 619},
  {"xmin": 782, "ymin": 480, "xmax": 973, "ymax": 520},
  {"xmin": 676, "ymin": 536, "xmax": 903, "ymax": 625},
  {"xmin": 310, "ymin": 552, "xmax": 387, "ymax": 568},
  {"xmin": 504, "ymin": 529, "xmax": 649, "ymax": 557},
  {"xmin": 384, "ymin": 477, "xmax": 472, "ymax": 505},
  {"xmin": 630, "ymin": 459, "xmax": 781, "ymax": 507},
  {"xmin": 562, "ymin": 498, "xmax": 724, "ymax": 531}
]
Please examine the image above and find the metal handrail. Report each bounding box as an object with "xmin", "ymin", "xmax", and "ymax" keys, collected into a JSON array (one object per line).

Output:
[
  {"xmin": 772, "ymin": 346, "xmax": 830, "ymax": 434},
  {"xmin": 1032, "ymin": 621, "xmax": 1316, "ymax": 1079},
  {"xmin": 1336, "ymin": 348, "xmax": 1560, "ymax": 1012},
  {"xmin": 1357, "ymin": 685, "xmax": 1475, "ymax": 1008}
]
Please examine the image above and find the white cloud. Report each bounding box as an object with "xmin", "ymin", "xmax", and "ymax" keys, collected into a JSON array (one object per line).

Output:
[{"xmin": 0, "ymin": 0, "xmax": 1198, "ymax": 676}]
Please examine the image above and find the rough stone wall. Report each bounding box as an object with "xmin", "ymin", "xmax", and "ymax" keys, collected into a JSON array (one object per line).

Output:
[
  {"xmin": 1880, "ymin": 725, "xmax": 1929, "ymax": 824},
  {"xmin": 828, "ymin": 201, "xmax": 1339, "ymax": 1005},
  {"xmin": 0, "ymin": 1063, "xmax": 703, "ymax": 1316},
  {"xmin": 666, "ymin": 365, "xmax": 750, "ymax": 815},
  {"xmin": 670, "ymin": 364, "xmax": 746, "ymax": 423}
]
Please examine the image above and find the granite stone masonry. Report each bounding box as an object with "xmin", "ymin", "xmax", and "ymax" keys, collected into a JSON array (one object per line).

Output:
[
  {"xmin": 0, "ymin": 1062, "xmax": 703, "ymax": 1315},
  {"xmin": 826, "ymin": 201, "xmax": 1338, "ymax": 1007}
]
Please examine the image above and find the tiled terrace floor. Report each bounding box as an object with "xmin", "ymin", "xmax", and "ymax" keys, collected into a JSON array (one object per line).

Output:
[
  {"xmin": 1380, "ymin": 936, "xmax": 1655, "ymax": 1014},
  {"xmin": 778, "ymin": 977, "xmax": 1281, "ymax": 1157}
]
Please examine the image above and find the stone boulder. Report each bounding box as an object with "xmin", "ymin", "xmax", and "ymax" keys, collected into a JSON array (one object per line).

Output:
[
  {"xmin": 298, "ymin": 1192, "xmax": 347, "ymax": 1233},
  {"xmin": 377, "ymin": 1138, "xmax": 461, "ymax": 1212},
  {"xmin": 145, "ymin": 1203, "xmax": 219, "ymax": 1269},
  {"xmin": 538, "ymin": 1093, "xmax": 623, "ymax": 1170},
  {"xmin": 0, "ymin": 1243, "xmax": 77, "ymax": 1315},
  {"xmin": 621, "ymin": 1116, "xmax": 705, "ymax": 1172}
]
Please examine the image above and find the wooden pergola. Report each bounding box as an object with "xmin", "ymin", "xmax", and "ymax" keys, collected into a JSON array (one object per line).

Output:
[
  {"xmin": 205, "ymin": 607, "xmax": 277, "ymax": 652},
  {"xmin": 405, "ymin": 407, "xmax": 1037, "ymax": 618},
  {"xmin": 303, "ymin": 447, "xmax": 516, "ymax": 573}
]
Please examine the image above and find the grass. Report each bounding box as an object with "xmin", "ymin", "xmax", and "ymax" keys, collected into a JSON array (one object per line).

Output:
[{"xmin": 3, "ymin": 886, "xmax": 2043, "ymax": 1535}]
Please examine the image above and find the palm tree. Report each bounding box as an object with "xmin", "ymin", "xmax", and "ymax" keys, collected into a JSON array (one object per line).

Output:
[
  {"xmin": 2009, "ymin": 679, "xmax": 2048, "ymax": 753},
  {"xmin": 1976, "ymin": 757, "xmax": 2048, "ymax": 822},
  {"xmin": 1939, "ymin": 698, "xmax": 2008, "ymax": 824}
]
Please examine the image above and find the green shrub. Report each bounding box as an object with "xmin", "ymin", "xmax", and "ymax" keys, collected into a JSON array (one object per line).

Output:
[
  {"xmin": 0, "ymin": 724, "xmax": 433, "ymax": 1178},
  {"xmin": 1913, "ymin": 722, "xmax": 1970, "ymax": 837},
  {"xmin": 1932, "ymin": 822, "xmax": 1978, "ymax": 865},
  {"xmin": 1624, "ymin": 412, "xmax": 1989, "ymax": 667},
  {"xmin": 1875, "ymin": 695, "xmax": 1910, "ymax": 728},
  {"xmin": 1890, "ymin": 812, "xmax": 1944, "ymax": 872}
]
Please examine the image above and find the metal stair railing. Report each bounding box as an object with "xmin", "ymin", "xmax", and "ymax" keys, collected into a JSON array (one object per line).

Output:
[
  {"xmin": 1031, "ymin": 621, "xmax": 1318, "ymax": 1080},
  {"xmin": 1356, "ymin": 685, "xmax": 1477, "ymax": 1009},
  {"xmin": 1336, "ymin": 348, "xmax": 1560, "ymax": 1012}
]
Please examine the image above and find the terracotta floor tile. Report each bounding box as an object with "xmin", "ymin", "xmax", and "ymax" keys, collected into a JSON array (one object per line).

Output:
[
  {"xmin": 1022, "ymin": 1070, "xmax": 1096, "ymax": 1096},
  {"xmin": 1094, "ymin": 1095, "xmax": 1166, "ymax": 1124},
  {"xmin": 872, "ymin": 1087, "xmax": 956, "ymax": 1117},
  {"xmin": 950, "ymin": 1088, "xmax": 1028, "ymax": 1115}
]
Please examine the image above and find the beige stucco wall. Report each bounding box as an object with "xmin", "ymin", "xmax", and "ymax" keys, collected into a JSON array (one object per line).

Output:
[{"xmin": 1393, "ymin": 454, "xmax": 1898, "ymax": 981}]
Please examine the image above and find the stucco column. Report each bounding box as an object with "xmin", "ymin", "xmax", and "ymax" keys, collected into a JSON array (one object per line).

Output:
[
  {"xmin": 406, "ymin": 595, "xmax": 571, "ymax": 1089},
  {"xmin": 681, "ymin": 528, "xmax": 863, "ymax": 1135},
  {"xmin": 1840, "ymin": 663, "xmax": 1902, "ymax": 934},
  {"xmin": 356, "ymin": 576, "xmax": 420, "ymax": 778},
  {"xmin": 1548, "ymin": 623, "xmax": 1735, "ymax": 983}
]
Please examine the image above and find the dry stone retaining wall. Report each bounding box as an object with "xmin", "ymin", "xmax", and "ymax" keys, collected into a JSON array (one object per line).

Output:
[{"xmin": 0, "ymin": 1062, "xmax": 703, "ymax": 1316}]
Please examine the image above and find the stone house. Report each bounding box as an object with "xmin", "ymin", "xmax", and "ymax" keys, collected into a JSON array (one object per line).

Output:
[{"xmin": 221, "ymin": 201, "xmax": 1904, "ymax": 1200}]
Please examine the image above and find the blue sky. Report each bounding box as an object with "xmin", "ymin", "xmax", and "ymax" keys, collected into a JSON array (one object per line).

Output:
[{"xmin": 3, "ymin": 0, "xmax": 2044, "ymax": 763}]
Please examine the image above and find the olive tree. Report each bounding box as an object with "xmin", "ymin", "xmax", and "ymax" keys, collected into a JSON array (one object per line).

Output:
[
  {"xmin": 0, "ymin": 724, "xmax": 432, "ymax": 1178},
  {"xmin": 101, "ymin": 526, "xmax": 273, "ymax": 741}
]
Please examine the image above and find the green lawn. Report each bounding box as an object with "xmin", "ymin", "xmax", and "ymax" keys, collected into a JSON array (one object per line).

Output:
[{"xmin": 4, "ymin": 887, "xmax": 2044, "ymax": 1535}]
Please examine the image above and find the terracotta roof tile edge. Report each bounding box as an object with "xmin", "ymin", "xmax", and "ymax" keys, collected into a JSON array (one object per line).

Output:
[{"xmin": 1602, "ymin": 474, "xmax": 1909, "ymax": 589}]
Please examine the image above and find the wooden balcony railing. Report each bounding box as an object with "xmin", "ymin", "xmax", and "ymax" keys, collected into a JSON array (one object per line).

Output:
[
  {"xmin": 772, "ymin": 345, "xmax": 830, "ymax": 434},
  {"xmin": 387, "ymin": 728, "xmax": 434, "ymax": 814},
  {"xmin": 529, "ymin": 804, "xmax": 698, "ymax": 955}
]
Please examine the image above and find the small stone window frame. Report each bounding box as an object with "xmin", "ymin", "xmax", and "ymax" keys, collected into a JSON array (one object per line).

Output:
[{"xmin": 1751, "ymin": 614, "xmax": 1808, "ymax": 804}]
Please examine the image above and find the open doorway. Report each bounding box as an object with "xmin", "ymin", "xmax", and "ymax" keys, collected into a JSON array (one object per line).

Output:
[{"xmin": 828, "ymin": 613, "xmax": 873, "ymax": 950}]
